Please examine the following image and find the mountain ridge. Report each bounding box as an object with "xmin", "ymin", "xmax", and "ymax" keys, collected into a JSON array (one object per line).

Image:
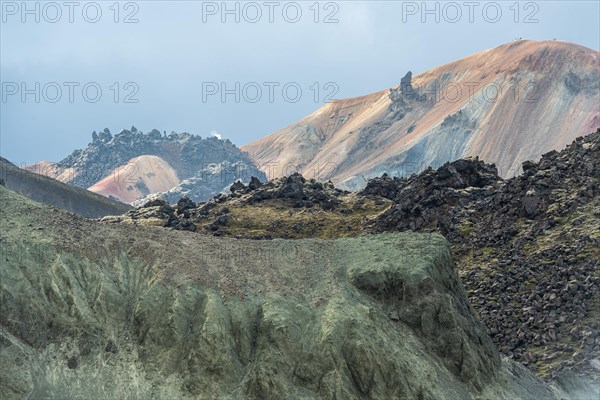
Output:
[
  {"xmin": 0, "ymin": 156, "xmax": 133, "ymax": 218},
  {"xmin": 24, "ymin": 127, "xmax": 267, "ymax": 204}
]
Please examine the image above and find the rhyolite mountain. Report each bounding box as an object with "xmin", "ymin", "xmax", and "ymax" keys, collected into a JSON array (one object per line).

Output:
[
  {"xmin": 1, "ymin": 183, "xmax": 594, "ymax": 399},
  {"xmin": 242, "ymin": 40, "xmax": 600, "ymax": 189},
  {"xmin": 25, "ymin": 127, "xmax": 267, "ymax": 204}
]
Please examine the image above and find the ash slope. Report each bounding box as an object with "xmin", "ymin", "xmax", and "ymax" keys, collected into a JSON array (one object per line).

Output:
[
  {"xmin": 0, "ymin": 156, "xmax": 132, "ymax": 218},
  {"xmin": 25, "ymin": 127, "xmax": 267, "ymax": 204},
  {"xmin": 242, "ymin": 40, "xmax": 599, "ymax": 188},
  {"xmin": 0, "ymin": 185, "xmax": 571, "ymax": 400}
]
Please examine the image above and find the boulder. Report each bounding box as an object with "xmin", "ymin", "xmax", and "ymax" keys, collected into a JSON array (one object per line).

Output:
[
  {"xmin": 248, "ymin": 176, "xmax": 263, "ymax": 191},
  {"xmin": 230, "ymin": 181, "xmax": 247, "ymax": 193},
  {"xmin": 176, "ymin": 196, "xmax": 196, "ymax": 215}
]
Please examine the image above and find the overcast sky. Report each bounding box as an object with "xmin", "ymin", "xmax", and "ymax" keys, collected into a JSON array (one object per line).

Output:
[{"xmin": 1, "ymin": 0, "xmax": 599, "ymax": 164}]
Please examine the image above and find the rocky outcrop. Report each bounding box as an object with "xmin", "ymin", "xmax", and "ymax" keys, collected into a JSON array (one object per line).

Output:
[
  {"xmin": 366, "ymin": 157, "xmax": 502, "ymax": 234},
  {"xmin": 371, "ymin": 128, "xmax": 600, "ymax": 378},
  {"xmin": 387, "ymin": 71, "xmax": 427, "ymax": 120},
  {"xmin": 244, "ymin": 173, "xmax": 346, "ymax": 209},
  {"xmin": 105, "ymin": 129, "xmax": 600, "ymax": 382},
  {"xmin": 106, "ymin": 173, "xmax": 349, "ymax": 235},
  {"xmin": 0, "ymin": 185, "xmax": 576, "ymax": 399}
]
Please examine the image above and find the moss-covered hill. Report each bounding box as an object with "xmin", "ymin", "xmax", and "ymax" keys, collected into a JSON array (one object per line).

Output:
[{"xmin": 2, "ymin": 184, "xmax": 581, "ymax": 399}]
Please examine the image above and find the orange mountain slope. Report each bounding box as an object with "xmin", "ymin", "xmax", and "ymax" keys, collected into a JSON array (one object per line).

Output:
[
  {"xmin": 242, "ymin": 40, "xmax": 600, "ymax": 189},
  {"xmin": 87, "ymin": 155, "xmax": 180, "ymax": 204}
]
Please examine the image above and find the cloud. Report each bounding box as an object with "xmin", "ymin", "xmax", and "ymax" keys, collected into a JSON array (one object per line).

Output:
[{"xmin": 210, "ymin": 130, "xmax": 222, "ymax": 140}]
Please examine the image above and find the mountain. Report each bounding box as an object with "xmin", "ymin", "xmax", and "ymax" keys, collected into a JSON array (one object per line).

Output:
[
  {"xmin": 1, "ymin": 184, "xmax": 591, "ymax": 399},
  {"xmin": 110, "ymin": 129, "xmax": 600, "ymax": 382},
  {"xmin": 242, "ymin": 40, "xmax": 600, "ymax": 189},
  {"xmin": 25, "ymin": 127, "xmax": 267, "ymax": 204},
  {"xmin": 0, "ymin": 156, "xmax": 132, "ymax": 218}
]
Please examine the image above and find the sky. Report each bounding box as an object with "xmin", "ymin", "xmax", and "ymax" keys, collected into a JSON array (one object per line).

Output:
[{"xmin": 1, "ymin": 0, "xmax": 599, "ymax": 165}]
